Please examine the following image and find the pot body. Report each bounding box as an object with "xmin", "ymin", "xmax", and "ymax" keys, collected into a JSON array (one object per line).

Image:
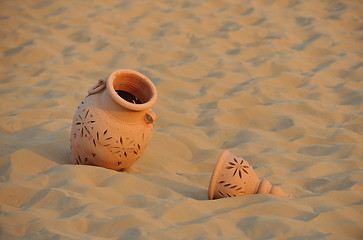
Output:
[
  {"xmin": 208, "ymin": 151, "xmax": 290, "ymax": 199},
  {"xmin": 70, "ymin": 69, "xmax": 157, "ymax": 171},
  {"xmin": 208, "ymin": 151, "xmax": 260, "ymax": 199}
]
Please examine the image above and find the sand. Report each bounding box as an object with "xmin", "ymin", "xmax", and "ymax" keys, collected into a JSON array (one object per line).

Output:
[{"xmin": 1, "ymin": 0, "xmax": 362, "ymax": 239}]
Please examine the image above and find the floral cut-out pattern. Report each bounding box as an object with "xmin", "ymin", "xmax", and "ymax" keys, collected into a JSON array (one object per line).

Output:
[
  {"xmin": 226, "ymin": 157, "xmax": 250, "ymax": 179},
  {"xmin": 215, "ymin": 155, "xmax": 252, "ymax": 198}
]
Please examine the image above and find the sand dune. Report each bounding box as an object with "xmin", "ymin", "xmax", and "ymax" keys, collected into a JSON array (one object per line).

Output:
[{"xmin": 1, "ymin": 0, "xmax": 362, "ymax": 239}]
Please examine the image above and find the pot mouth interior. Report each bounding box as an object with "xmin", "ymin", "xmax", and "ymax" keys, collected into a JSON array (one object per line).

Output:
[
  {"xmin": 108, "ymin": 70, "xmax": 157, "ymax": 111},
  {"xmin": 113, "ymin": 72, "xmax": 153, "ymax": 104},
  {"xmin": 115, "ymin": 90, "xmax": 142, "ymax": 104}
]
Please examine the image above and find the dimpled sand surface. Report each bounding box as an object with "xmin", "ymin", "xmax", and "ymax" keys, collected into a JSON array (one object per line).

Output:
[{"xmin": 0, "ymin": 0, "xmax": 362, "ymax": 239}]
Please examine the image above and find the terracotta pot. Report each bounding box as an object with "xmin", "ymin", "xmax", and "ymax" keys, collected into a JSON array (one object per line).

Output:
[
  {"xmin": 70, "ymin": 69, "xmax": 157, "ymax": 171},
  {"xmin": 208, "ymin": 151, "xmax": 290, "ymax": 199}
]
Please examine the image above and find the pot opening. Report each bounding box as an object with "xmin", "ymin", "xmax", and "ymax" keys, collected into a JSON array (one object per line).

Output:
[
  {"xmin": 113, "ymin": 72, "xmax": 154, "ymax": 105},
  {"xmin": 116, "ymin": 90, "xmax": 142, "ymax": 104}
]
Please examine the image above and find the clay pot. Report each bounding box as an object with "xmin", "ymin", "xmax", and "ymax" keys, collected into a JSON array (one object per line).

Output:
[
  {"xmin": 208, "ymin": 151, "xmax": 290, "ymax": 199},
  {"xmin": 70, "ymin": 69, "xmax": 157, "ymax": 171}
]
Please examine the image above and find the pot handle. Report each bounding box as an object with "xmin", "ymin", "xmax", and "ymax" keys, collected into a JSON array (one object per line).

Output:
[
  {"xmin": 88, "ymin": 78, "xmax": 106, "ymax": 95},
  {"xmin": 145, "ymin": 110, "xmax": 156, "ymax": 124}
]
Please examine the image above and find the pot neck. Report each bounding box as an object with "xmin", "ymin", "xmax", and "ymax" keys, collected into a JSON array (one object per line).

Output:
[{"xmin": 96, "ymin": 88, "xmax": 155, "ymax": 124}]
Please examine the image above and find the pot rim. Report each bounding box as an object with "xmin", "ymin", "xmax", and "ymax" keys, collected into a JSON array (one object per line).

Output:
[
  {"xmin": 208, "ymin": 150, "xmax": 231, "ymax": 200},
  {"xmin": 107, "ymin": 69, "xmax": 157, "ymax": 111}
]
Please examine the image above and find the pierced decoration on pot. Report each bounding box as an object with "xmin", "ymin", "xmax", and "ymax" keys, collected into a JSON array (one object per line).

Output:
[
  {"xmin": 70, "ymin": 69, "xmax": 157, "ymax": 171},
  {"xmin": 208, "ymin": 151, "xmax": 290, "ymax": 199}
]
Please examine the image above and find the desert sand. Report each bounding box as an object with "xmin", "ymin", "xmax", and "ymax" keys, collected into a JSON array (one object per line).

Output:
[{"xmin": 1, "ymin": 0, "xmax": 362, "ymax": 239}]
